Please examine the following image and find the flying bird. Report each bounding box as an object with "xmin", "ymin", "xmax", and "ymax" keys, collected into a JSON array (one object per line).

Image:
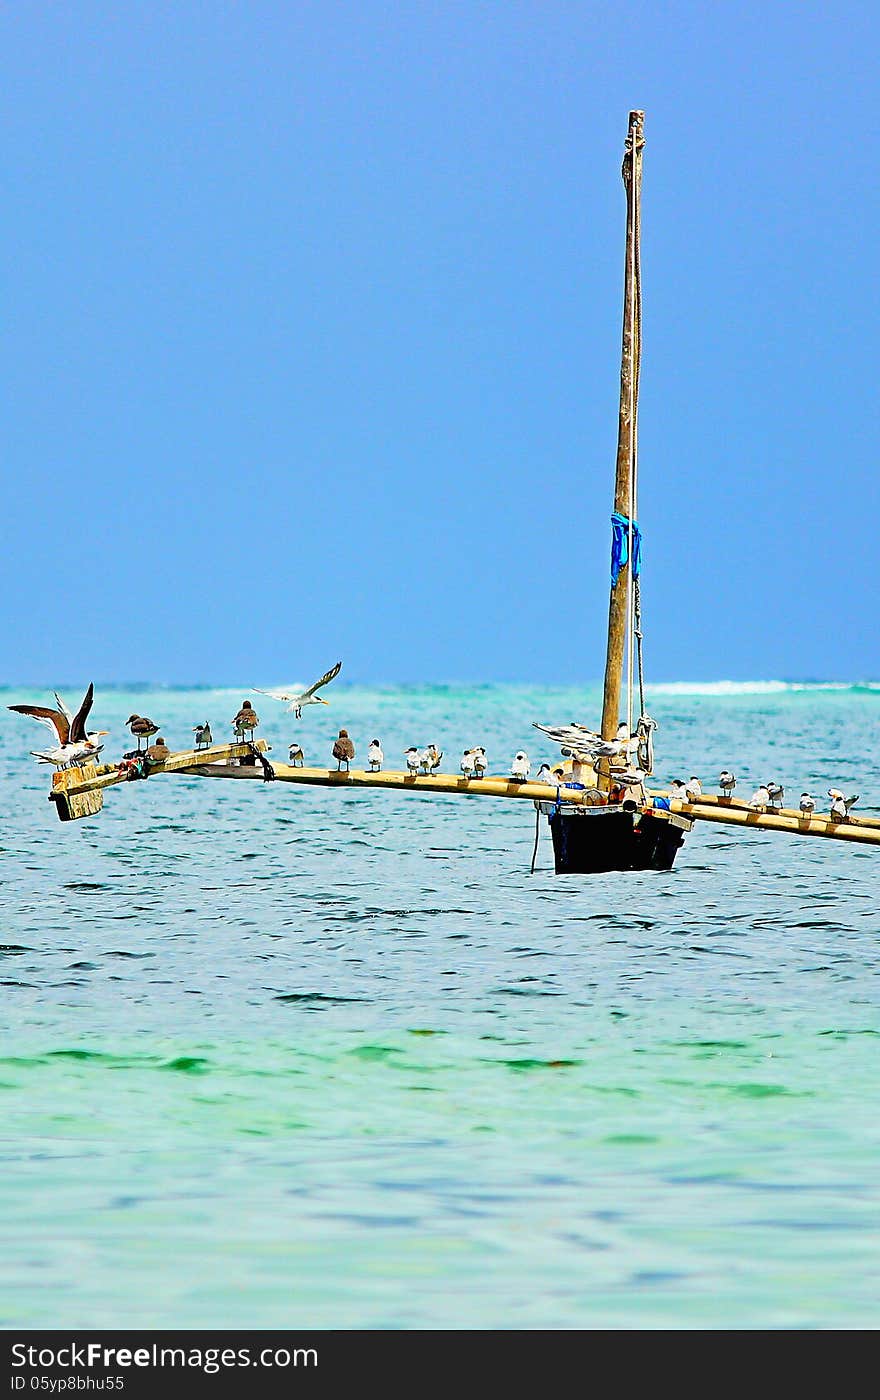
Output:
[
  {"xmin": 126, "ymin": 714, "xmax": 159, "ymax": 750},
  {"xmin": 332, "ymin": 729, "xmax": 354, "ymax": 771},
  {"xmin": 460, "ymin": 749, "xmax": 476, "ymax": 778},
  {"xmin": 472, "ymin": 747, "xmax": 487, "ymax": 778},
  {"xmin": 719, "ymin": 770, "xmax": 736, "ymax": 797},
  {"xmin": 766, "ymin": 782, "xmax": 784, "ymax": 808},
  {"xmin": 288, "ymin": 742, "xmax": 304, "ymax": 767},
  {"xmin": 510, "ymin": 751, "xmax": 531, "ymax": 781},
  {"xmin": 253, "ymin": 661, "xmax": 342, "ymax": 719},
  {"xmin": 533, "ymin": 722, "xmax": 627, "ymax": 760},
  {"xmin": 367, "ymin": 739, "xmax": 383, "ymax": 772},
  {"xmin": 9, "ymin": 683, "xmax": 108, "ymax": 768},
  {"xmin": 232, "ymin": 702, "xmax": 259, "ymax": 741},
  {"xmin": 145, "ymin": 737, "xmax": 171, "ymax": 764},
  {"xmin": 193, "ymin": 721, "xmax": 213, "ymax": 750},
  {"xmin": 799, "ymin": 793, "xmax": 816, "ymax": 815},
  {"xmin": 405, "ymin": 746, "xmax": 421, "ymax": 775}
]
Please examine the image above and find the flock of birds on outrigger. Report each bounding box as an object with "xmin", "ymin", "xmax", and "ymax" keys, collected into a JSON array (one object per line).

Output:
[{"xmin": 6, "ymin": 664, "xmax": 866, "ymax": 828}]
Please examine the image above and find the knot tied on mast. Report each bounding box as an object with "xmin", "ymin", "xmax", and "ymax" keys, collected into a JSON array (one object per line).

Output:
[{"xmin": 610, "ymin": 512, "xmax": 642, "ymax": 586}]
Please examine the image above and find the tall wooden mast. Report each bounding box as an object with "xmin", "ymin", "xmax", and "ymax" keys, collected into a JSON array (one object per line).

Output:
[{"xmin": 600, "ymin": 110, "xmax": 644, "ymax": 746}]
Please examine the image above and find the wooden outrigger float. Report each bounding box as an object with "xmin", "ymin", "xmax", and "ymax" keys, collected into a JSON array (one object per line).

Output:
[
  {"xmin": 48, "ymin": 741, "xmax": 274, "ymax": 820},
  {"xmin": 18, "ymin": 111, "xmax": 879, "ymax": 872}
]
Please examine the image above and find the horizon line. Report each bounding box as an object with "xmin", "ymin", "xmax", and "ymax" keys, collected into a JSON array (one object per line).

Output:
[{"xmin": 1, "ymin": 678, "xmax": 878, "ymax": 692}]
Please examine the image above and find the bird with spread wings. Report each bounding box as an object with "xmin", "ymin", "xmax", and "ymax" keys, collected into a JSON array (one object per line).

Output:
[
  {"xmin": 253, "ymin": 661, "xmax": 342, "ymax": 719},
  {"xmin": 531, "ymin": 721, "xmax": 628, "ymax": 760},
  {"xmin": 8, "ymin": 683, "xmax": 108, "ymax": 766},
  {"xmin": 532, "ymin": 714, "xmax": 657, "ymax": 771}
]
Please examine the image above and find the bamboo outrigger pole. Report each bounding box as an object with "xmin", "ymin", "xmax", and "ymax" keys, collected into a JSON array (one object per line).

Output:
[
  {"xmin": 50, "ymin": 748, "xmax": 880, "ymax": 847},
  {"xmin": 600, "ymin": 110, "xmax": 645, "ymax": 763},
  {"xmin": 663, "ymin": 797, "xmax": 880, "ymax": 848},
  {"xmin": 651, "ymin": 790, "xmax": 880, "ymax": 832},
  {"xmin": 47, "ymin": 741, "xmax": 272, "ymax": 818}
]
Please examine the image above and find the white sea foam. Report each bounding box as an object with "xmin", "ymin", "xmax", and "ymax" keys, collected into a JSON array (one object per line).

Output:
[{"xmin": 647, "ymin": 680, "xmax": 869, "ymax": 696}]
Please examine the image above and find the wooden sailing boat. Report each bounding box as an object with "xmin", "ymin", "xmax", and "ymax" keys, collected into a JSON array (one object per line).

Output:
[
  {"xmin": 16, "ymin": 112, "xmax": 880, "ymax": 871},
  {"xmin": 544, "ymin": 110, "xmax": 690, "ymax": 873}
]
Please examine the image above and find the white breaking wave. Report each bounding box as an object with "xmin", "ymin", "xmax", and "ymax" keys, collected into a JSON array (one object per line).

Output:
[{"xmin": 647, "ymin": 680, "xmax": 871, "ymax": 696}]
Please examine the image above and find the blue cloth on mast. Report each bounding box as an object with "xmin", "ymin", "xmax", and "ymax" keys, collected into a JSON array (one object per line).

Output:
[{"xmin": 611, "ymin": 512, "xmax": 642, "ymax": 586}]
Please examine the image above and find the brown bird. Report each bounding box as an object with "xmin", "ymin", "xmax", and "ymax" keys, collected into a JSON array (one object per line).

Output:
[
  {"xmin": 126, "ymin": 714, "xmax": 159, "ymax": 750},
  {"xmin": 332, "ymin": 728, "xmax": 355, "ymax": 771},
  {"xmin": 145, "ymin": 737, "xmax": 171, "ymax": 764},
  {"xmin": 232, "ymin": 701, "xmax": 259, "ymax": 741}
]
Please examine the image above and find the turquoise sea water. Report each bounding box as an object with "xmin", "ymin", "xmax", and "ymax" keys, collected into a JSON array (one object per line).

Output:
[{"xmin": 1, "ymin": 682, "xmax": 878, "ymax": 1329}]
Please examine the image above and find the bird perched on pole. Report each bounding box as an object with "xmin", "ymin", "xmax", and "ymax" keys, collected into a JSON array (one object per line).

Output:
[
  {"xmin": 333, "ymin": 730, "xmax": 355, "ymax": 771},
  {"xmin": 193, "ymin": 722, "xmax": 213, "ymax": 750},
  {"xmin": 828, "ymin": 788, "xmax": 858, "ymax": 820},
  {"xmin": 766, "ymin": 782, "xmax": 784, "ymax": 809},
  {"xmin": 405, "ymin": 746, "xmax": 421, "ymax": 775},
  {"xmin": 288, "ymin": 742, "xmax": 304, "ymax": 767},
  {"xmin": 367, "ymin": 739, "xmax": 383, "ymax": 772},
  {"xmin": 232, "ymin": 702, "xmax": 259, "ymax": 742},
  {"xmin": 460, "ymin": 749, "xmax": 476, "ymax": 778},
  {"xmin": 126, "ymin": 714, "xmax": 159, "ymax": 751},
  {"xmin": 472, "ymin": 747, "xmax": 487, "ymax": 778},
  {"xmin": 534, "ymin": 762, "xmax": 553, "ymax": 786},
  {"xmin": 750, "ymin": 784, "xmax": 770, "ymax": 809},
  {"xmin": 253, "ymin": 662, "xmax": 342, "ymax": 719},
  {"xmin": 145, "ymin": 737, "xmax": 171, "ymax": 764},
  {"xmin": 510, "ymin": 752, "xmax": 531, "ymax": 782},
  {"xmin": 669, "ymin": 779, "xmax": 687, "ymax": 802},
  {"xmin": 684, "ymin": 776, "xmax": 703, "ymax": 802},
  {"xmin": 611, "ymin": 766, "xmax": 645, "ymax": 790},
  {"xmin": 9, "ymin": 683, "xmax": 108, "ymax": 767},
  {"xmin": 799, "ymin": 793, "xmax": 816, "ymax": 816},
  {"xmin": 718, "ymin": 770, "xmax": 736, "ymax": 798},
  {"xmin": 566, "ymin": 754, "xmax": 596, "ymax": 786}
]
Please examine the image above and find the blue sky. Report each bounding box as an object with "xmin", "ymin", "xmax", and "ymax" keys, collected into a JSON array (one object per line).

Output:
[{"xmin": 2, "ymin": 2, "xmax": 878, "ymax": 686}]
